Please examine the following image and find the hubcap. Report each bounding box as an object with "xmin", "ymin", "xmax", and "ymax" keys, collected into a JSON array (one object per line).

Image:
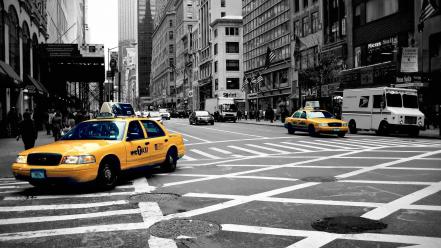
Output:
[{"xmin": 104, "ymin": 167, "xmax": 112, "ymax": 181}]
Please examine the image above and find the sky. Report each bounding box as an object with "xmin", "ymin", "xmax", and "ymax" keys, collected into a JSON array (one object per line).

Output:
[{"xmin": 87, "ymin": 0, "xmax": 118, "ymax": 70}]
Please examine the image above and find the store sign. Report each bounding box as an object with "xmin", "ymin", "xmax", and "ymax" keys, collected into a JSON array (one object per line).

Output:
[
  {"xmin": 400, "ymin": 47, "xmax": 418, "ymax": 73},
  {"xmin": 367, "ymin": 37, "xmax": 398, "ymax": 50}
]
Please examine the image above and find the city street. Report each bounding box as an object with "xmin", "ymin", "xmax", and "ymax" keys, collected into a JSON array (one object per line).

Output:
[{"xmin": 1, "ymin": 119, "xmax": 441, "ymax": 247}]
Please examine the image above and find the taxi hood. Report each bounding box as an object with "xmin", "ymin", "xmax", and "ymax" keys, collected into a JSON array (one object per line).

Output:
[
  {"xmin": 310, "ymin": 118, "xmax": 346, "ymax": 123},
  {"xmin": 386, "ymin": 107, "xmax": 424, "ymax": 117},
  {"xmin": 20, "ymin": 140, "xmax": 118, "ymax": 156}
]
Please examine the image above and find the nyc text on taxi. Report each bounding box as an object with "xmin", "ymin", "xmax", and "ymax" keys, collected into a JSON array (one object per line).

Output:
[
  {"xmin": 285, "ymin": 107, "xmax": 348, "ymax": 137},
  {"xmin": 12, "ymin": 115, "xmax": 185, "ymax": 189}
]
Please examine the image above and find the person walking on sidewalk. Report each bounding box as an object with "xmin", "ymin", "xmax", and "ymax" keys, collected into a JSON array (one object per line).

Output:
[
  {"xmin": 266, "ymin": 106, "xmax": 274, "ymax": 123},
  {"xmin": 17, "ymin": 112, "xmax": 38, "ymax": 150},
  {"xmin": 52, "ymin": 111, "xmax": 63, "ymax": 141}
]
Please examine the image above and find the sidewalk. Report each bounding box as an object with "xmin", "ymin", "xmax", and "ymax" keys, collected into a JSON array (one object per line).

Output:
[
  {"xmin": 0, "ymin": 131, "xmax": 55, "ymax": 178},
  {"xmin": 236, "ymin": 119, "xmax": 441, "ymax": 139}
]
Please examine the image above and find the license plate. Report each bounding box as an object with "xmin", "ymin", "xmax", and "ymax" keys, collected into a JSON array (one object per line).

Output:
[
  {"xmin": 30, "ymin": 170, "xmax": 46, "ymax": 179},
  {"xmin": 333, "ymin": 128, "xmax": 340, "ymax": 132}
]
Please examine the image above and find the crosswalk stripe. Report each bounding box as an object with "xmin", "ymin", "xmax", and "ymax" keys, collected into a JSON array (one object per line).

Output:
[
  {"xmin": 0, "ymin": 200, "xmax": 129, "ymax": 212},
  {"xmin": 281, "ymin": 142, "xmax": 329, "ymax": 151},
  {"xmin": 245, "ymin": 144, "xmax": 290, "ymax": 154},
  {"xmin": 350, "ymin": 139, "xmax": 401, "ymax": 147},
  {"xmin": 0, "ymin": 208, "xmax": 141, "ymax": 225},
  {"xmin": 227, "ymin": 145, "xmax": 268, "ymax": 156},
  {"xmin": 190, "ymin": 149, "xmax": 222, "ymax": 159},
  {"xmin": 0, "ymin": 185, "xmax": 28, "ymax": 189},
  {"xmin": 312, "ymin": 139, "xmax": 366, "ymax": 148},
  {"xmin": 264, "ymin": 143, "xmax": 310, "ymax": 152},
  {"xmin": 209, "ymin": 147, "xmax": 233, "ymax": 155},
  {"xmin": 0, "ymin": 182, "xmax": 28, "ymax": 186},
  {"xmin": 181, "ymin": 155, "xmax": 196, "ymax": 161},
  {"xmin": 4, "ymin": 191, "xmax": 135, "ymax": 201},
  {"xmin": 299, "ymin": 140, "xmax": 357, "ymax": 150},
  {"xmin": 323, "ymin": 139, "xmax": 373, "ymax": 148}
]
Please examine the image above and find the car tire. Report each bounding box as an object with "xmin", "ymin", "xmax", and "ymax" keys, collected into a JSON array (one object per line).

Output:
[
  {"xmin": 377, "ymin": 121, "xmax": 389, "ymax": 136},
  {"xmin": 96, "ymin": 160, "xmax": 119, "ymax": 190},
  {"xmin": 161, "ymin": 149, "xmax": 177, "ymax": 172},
  {"xmin": 29, "ymin": 181, "xmax": 49, "ymax": 188},
  {"xmin": 308, "ymin": 125, "xmax": 317, "ymax": 137},
  {"xmin": 288, "ymin": 126, "xmax": 295, "ymax": 134},
  {"xmin": 338, "ymin": 132, "xmax": 346, "ymax": 138},
  {"xmin": 349, "ymin": 120, "xmax": 357, "ymax": 134}
]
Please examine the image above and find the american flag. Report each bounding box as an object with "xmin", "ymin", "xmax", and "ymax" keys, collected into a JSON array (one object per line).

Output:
[
  {"xmin": 256, "ymin": 74, "xmax": 264, "ymax": 85},
  {"xmin": 251, "ymin": 76, "xmax": 257, "ymax": 85},
  {"xmin": 418, "ymin": 0, "xmax": 438, "ymax": 32},
  {"xmin": 241, "ymin": 77, "xmax": 249, "ymax": 91},
  {"xmin": 265, "ymin": 47, "xmax": 276, "ymax": 69}
]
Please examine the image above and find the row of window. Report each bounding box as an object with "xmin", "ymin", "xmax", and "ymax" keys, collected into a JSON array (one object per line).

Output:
[
  {"xmin": 214, "ymin": 27, "xmax": 240, "ymax": 37},
  {"xmin": 214, "ymin": 42, "xmax": 240, "ymax": 55},
  {"xmin": 293, "ymin": 0, "xmax": 319, "ymax": 13},
  {"xmin": 293, "ymin": 11, "xmax": 320, "ymax": 37},
  {"xmin": 244, "ymin": 21, "xmax": 290, "ymax": 57},
  {"xmin": 214, "ymin": 78, "xmax": 240, "ymax": 90},
  {"xmin": 244, "ymin": 34, "xmax": 290, "ymax": 62},
  {"xmin": 244, "ymin": 44, "xmax": 290, "ymax": 71},
  {"xmin": 243, "ymin": 0, "xmax": 289, "ymax": 34},
  {"xmin": 244, "ymin": 12, "xmax": 289, "ymax": 44}
]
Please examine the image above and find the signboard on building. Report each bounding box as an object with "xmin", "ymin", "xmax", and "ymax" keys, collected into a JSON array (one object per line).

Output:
[
  {"xmin": 79, "ymin": 44, "xmax": 104, "ymax": 57},
  {"xmin": 400, "ymin": 47, "xmax": 418, "ymax": 73}
]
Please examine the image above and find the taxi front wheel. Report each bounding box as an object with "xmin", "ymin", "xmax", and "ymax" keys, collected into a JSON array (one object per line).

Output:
[
  {"xmin": 97, "ymin": 161, "xmax": 119, "ymax": 190},
  {"xmin": 161, "ymin": 149, "xmax": 177, "ymax": 172}
]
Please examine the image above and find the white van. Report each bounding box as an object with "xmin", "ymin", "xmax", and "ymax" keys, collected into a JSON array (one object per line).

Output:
[
  {"xmin": 100, "ymin": 102, "xmax": 135, "ymax": 117},
  {"xmin": 342, "ymin": 87, "xmax": 424, "ymax": 136}
]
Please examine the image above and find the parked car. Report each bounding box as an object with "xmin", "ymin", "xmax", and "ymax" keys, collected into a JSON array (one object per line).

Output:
[
  {"xmin": 146, "ymin": 111, "xmax": 163, "ymax": 124},
  {"xmin": 189, "ymin": 111, "xmax": 214, "ymax": 125},
  {"xmin": 159, "ymin": 109, "xmax": 171, "ymax": 120}
]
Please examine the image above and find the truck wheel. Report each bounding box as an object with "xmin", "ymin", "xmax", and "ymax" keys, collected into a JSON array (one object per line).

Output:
[
  {"xmin": 377, "ymin": 121, "xmax": 389, "ymax": 136},
  {"xmin": 96, "ymin": 160, "xmax": 119, "ymax": 190},
  {"xmin": 161, "ymin": 149, "xmax": 177, "ymax": 172},
  {"xmin": 308, "ymin": 125, "xmax": 317, "ymax": 137},
  {"xmin": 349, "ymin": 120, "xmax": 357, "ymax": 134}
]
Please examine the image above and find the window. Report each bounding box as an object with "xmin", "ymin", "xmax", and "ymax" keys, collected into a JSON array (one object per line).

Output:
[
  {"xmin": 169, "ymin": 44, "xmax": 174, "ymax": 54},
  {"xmin": 403, "ymin": 94, "xmax": 418, "ymax": 108},
  {"xmin": 226, "ymin": 78, "xmax": 240, "ymax": 89},
  {"xmin": 303, "ymin": 0, "xmax": 308, "ymax": 8},
  {"xmin": 0, "ymin": 7, "xmax": 4, "ymax": 61},
  {"xmin": 226, "ymin": 60, "xmax": 239, "ymax": 71},
  {"xmin": 386, "ymin": 93, "xmax": 402, "ymax": 107},
  {"xmin": 214, "ymin": 29, "xmax": 217, "ymax": 37},
  {"xmin": 8, "ymin": 6, "xmax": 20, "ymax": 74},
  {"xmin": 373, "ymin": 95, "xmax": 384, "ymax": 108},
  {"xmin": 127, "ymin": 121, "xmax": 145, "ymax": 140},
  {"xmin": 293, "ymin": 112, "xmax": 301, "ymax": 118},
  {"xmin": 225, "ymin": 27, "xmax": 239, "ymax": 36},
  {"xmin": 300, "ymin": 112, "xmax": 307, "ymax": 119},
  {"xmin": 311, "ymin": 12, "xmax": 318, "ymax": 33},
  {"xmin": 215, "ymin": 79, "xmax": 218, "ymax": 90},
  {"xmin": 214, "ymin": 43, "xmax": 218, "ymax": 55},
  {"xmin": 226, "ymin": 42, "xmax": 239, "ymax": 53},
  {"xmin": 221, "ymin": 0, "xmax": 225, "ymax": 7},
  {"xmin": 302, "ymin": 16, "xmax": 309, "ymax": 36},
  {"xmin": 141, "ymin": 120, "xmax": 165, "ymax": 138},
  {"xmin": 169, "ymin": 20, "xmax": 173, "ymax": 27},
  {"xmin": 366, "ymin": 0, "xmax": 399, "ymax": 23},
  {"xmin": 221, "ymin": 12, "xmax": 226, "ymax": 17},
  {"xmin": 169, "ymin": 58, "xmax": 174, "ymax": 67},
  {"xmin": 214, "ymin": 61, "xmax": 218, "ymax": 72},
  {"xmin": 169, "ymin": 31, "xmax": 174, "ymax": 40},
  {"xmin": 294, "ymin": 0, "xmax": 300, "ymax": 12},
  {"xmin": 354, "ymin": 4, "xmax": 361, "ymax": 27},
  {"xmin": 294, "ymin": 20, "xmax": 300, "ymax": 37},
  {"xmin": 359, "ymin": 96, "xmax": 370, "ymax": 108},
  {"xmin": 22, "ymin": 23, "xmax": 31, "ymax": 78}
]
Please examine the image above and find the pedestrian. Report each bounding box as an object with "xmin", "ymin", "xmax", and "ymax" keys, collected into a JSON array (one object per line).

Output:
[
  {"xmin": 237, "ymin": 110, "xmax": 242, "ymax": 121},
  {"xmin": 281, "ymin": 106, "xmax": 289, "ymax": 123},
  {"xmin": 267, "ymin": 106, "xmax": 274, "ymax": 123},
  {"xmin": 17, "ymin": 112, "xmax": 38, "ymax": 150},
  {"xmin": 67, "ymin": 112, "xmax": 76, "ymax": 129},
  {"xmin": 52, "ymin": 111, "xmax": 63, "ymax": 141},
  {"xmin": 244, "ymin": 110, "xmax": 248, "ymax": 120},
  {"xmin": 48, "ymin": 109, "xmax": 55, "ymax": 135}
]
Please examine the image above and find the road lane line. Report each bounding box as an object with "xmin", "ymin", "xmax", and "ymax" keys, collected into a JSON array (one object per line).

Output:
[
  {"xmin": 0, "ymin": 182, "xmax": 28, "ymax": 186},
  {"xmin": 174, "ymin": 123, "xmax": 265, "ymax": 138},
  {"xmin": 4, "ymin": 191, "xmax": 135, "ymax": 200},
  {"xmin": 167, "ymin": 129, "xmax": 210, "ymax": 143},
  {"xmin": 227, "ymin": 145, "xmax": 268, "ymax": 156},
  {"xmin": 339, "ymin": 180, "xmax": 433, "ymax": 185},
  {"xmin": 281, "ymin": 142, "xmax": 330, "ymax": 151},
  {"xmin": 0, "ymin": 200, "xmax": 129, "ymax": 212},
  {"xmin": 181, "ymin": 155, "xmax": 196, "ymax": 161},
  {"xmin": 245, "ymin": 144, "xmax": 290, "ymax": 154},
  {"xmin": 312, "ymin": 139, "xmax": 367, "ymax": 148},
  {"xmin": 209, "ymin": 147, "xmax": 233, "ymax": 154},
  {"xmin": 185, "ymin": 136, "xmax": 296, "ymax": 146},
  {"xmin": 0, "ymin": 222, "xmax": 148, "ymax": 241},
  {"xmin": 0, "ymin": 209, "xmax": 141, "ymax": 225},
  {"xmin": 191, "ymin": 149, "xmax": 222, "ymax": 159},
  {"xmin": 264, "ymin": 143, "xmax": 310, "ymax": 152},
  {"xmin": 299, "ymin": 140, "xmax": 357, "ymax": 150},
  {"xmin": 0, "ymin": 185, "xmax": 29, "ymax": 189}
]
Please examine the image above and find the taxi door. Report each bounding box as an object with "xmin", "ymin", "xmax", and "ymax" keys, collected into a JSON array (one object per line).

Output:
[
  {"xmin": 125, "ymin": 120, "xmax": 150, "ymax": 168},
  {"xmin": 298, "ymin": 111, "xmax": 308, "ymax": 131},
  {"xmin": 141, "ymin": 120, "xmax": 167, "ymax": 164},
  {"xmin": 290, "ymin": 111, "xmax": 302, "ymax": 130}
]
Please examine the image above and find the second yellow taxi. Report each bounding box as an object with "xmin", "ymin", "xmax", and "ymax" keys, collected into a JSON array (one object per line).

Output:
[{"xmin": 285, "ymin": 107, "xmax": 348, "ymax": 137}]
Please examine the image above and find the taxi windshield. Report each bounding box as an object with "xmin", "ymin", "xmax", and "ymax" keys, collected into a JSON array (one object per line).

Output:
[
  {"xmin": 307, "ymin": 111, "xmax": 335, "ymax": 119},
  {"xmin": 60, "ymin": 121, "xmax": 126, "ymax": 141}
]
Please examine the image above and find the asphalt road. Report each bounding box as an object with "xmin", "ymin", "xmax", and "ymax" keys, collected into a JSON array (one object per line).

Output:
[{"xmin": 1, "ymin": 118, "xmax": 441, "ymax": 247}]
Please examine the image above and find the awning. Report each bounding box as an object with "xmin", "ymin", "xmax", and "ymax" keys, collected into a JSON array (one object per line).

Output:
[
  {"xmin": 24, "ymin": 75, "xmax": 49, "ymax": 95},
  {"xmin": 0, "ymin": 61, "xmax": 22, "ymax": 88}
]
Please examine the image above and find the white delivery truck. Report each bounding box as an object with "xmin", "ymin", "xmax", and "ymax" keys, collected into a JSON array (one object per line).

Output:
[
  {"xmin": 205, "ymin": 97, "xmax": 237, "ymax": 122},
  {"xmin": 342, "ymin": 87, "xmax": 424, "ymax": 136}
]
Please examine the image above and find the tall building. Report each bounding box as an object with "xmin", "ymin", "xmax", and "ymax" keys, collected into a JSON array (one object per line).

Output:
[
  {"xmin": 243, "ymin": 0, "xmax": 291, "ymax": 114},
  {"xmin": 151, "ymin": 0, "xmax": 176, "ymax": 108},
  {"xmin": 46, "ymin": 0, "xmax": 86, "ymax": 44},
  {"xmin": 118, "ymin": 0, "xmax": 155, "ymax": 107},
  {"xmin": 198, "ymin": 0, "xmax": 242, "ymax": 110}
]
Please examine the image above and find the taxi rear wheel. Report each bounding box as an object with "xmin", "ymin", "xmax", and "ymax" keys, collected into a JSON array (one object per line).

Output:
[
  {"xmin": 161, "ymin": 149, "xmax": 177, "ymax": 172},
  {"xmin": 288, "ymin": 126, "xmax": 295, "ymax": 134},
  {"xmin": 97, "ymin": 161, "xmax": 119, "ymax": 190},
  {"xmin": 308, "ymin": 125, "xmax": 317, "ymax": 137}
]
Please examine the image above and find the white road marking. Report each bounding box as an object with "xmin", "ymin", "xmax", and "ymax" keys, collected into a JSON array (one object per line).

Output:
[
  {"xmin": 221, "ymin": 224, "xmax": 441, "ymax": 247},
  {"xmin": 133, "ymin": 177, "xmax": 156, "ymax": 193},
  {"xmin": 0, "ymin": 182, "xmax": 28, "ymax": 186},
  {"xmin": 0, "ymin": 223, "xmax": 148, "ymax": 241},
  {"xmin": 299, "ymin": 140, "xmax": 357, "ymax": 150},
  {"xmin": 317, "ymin": 139, "xmax": 372, "ymax": 149},
  {"xmin": 0, "ymin": 200, "xmax": 128, "ymax": 212},
  {"xmin": 174, "ymin": 174, "xmax": 299, "ymax": 182},
  {"xmin": 245, "ymin": 144, "xmax": 290, "ymax": 154},
  {"xmin": 281, "ymin": 142, "xmax": 330, "ymax": 151},
  {"xmin": 339, "ymin": 180, "xmax": 433, "ymax": 186},
  {"xmin": 228, "ymin": 145, "xmax": 268, "ymax": 156},
  {"xmin": 3, "ymin": 191, "xmax": 135, "ymax": 201},
  {"xmin": 0, "ymin": 209, "xmax": 141, "ymax": 225},
  {"xmin": 183, "ymin": 138, "xmax": 189, "ymax": 142},
  {"xmin": 181, "ymin": 155, "xmax": 196, "ymax": 161},
  {"xmin": 0, "ymin": 178, "xmax": 16, "ymax": 181},
  {"xmin": 185, "ymin": 136, "xmax": 296, "ymax": 146},
  {"xmin": 209, "ymin": 147, "xmax": 233, "ymax": 154},
  {"xmin": 191, "ymin": 149, "xmax": 222, "ymax": 159},
  {"xmin": 264, "ymin": 143, "xmax": 310, "ymax": 152},
  {"xmin": 0, "ymin": 185, "xmax": 29, "ymax": 189},
  {"xmin": 215, "ymin": 164, "xmax": 364, "ymax": 169},
  {"xmin": 174, "ymin": 122, "xmax": 265, "ymax": 138},
  {"xmin": 167, "ymin": 129, "xmax": 210, "ymax": 143}
]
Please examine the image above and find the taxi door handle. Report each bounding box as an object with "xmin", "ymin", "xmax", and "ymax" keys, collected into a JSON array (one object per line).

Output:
[
  {"xmin": 165, "ymin": 139, "xmax": 168, "ymax": 143},
  {"xmin": 145, "ymin": 142, "xmax": 150, "ymax": 145}
]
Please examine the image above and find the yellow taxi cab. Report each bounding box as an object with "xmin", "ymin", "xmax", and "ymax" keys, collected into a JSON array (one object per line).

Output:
[
  {"xmin": 11, "ymin": 112, "xmax": 185, "ymax": 189},
  {"xmin": 284, "ymin": 107, "xmax": 348, "ymax": 137}
]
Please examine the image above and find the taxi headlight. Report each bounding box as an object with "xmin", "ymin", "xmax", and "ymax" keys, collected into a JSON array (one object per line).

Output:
[
  {"xmin": 16, "ymin": 155, "xmax": 27, "ymax": 164},
  {"xmin": 62, "ymin": 155, "xmax": 96, "ymax": 164},
  {"xmin": 342, "ymin": 123, "xmax": 348, "ymax": 127},
  {"xmin": 318, "ymin": 123, "xmax": 328, "ymax": 127}
]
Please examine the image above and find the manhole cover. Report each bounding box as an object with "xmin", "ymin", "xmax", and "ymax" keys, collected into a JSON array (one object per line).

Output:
[
  {"xmin": 300, "ymin": 176, "xmax": 337, "ymax": 182},
  {"xmin": 128, "ymin": 193, "xmax": 180, "ymax": 203},
  {"xmin": 311, "ymin": 216, "xmax": 387, "ymax": 234},
  {"xmin": 149, "ymin": 219, "xmax": 221, "ymax": 239}
]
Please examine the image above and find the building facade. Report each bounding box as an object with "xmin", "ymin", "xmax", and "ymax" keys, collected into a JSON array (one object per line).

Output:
[
  {"xmin": 151, "ymin": 0, "xmax": 176, "ymax": 108},
  {"xmin": 138, "ymin": 0, "xmax": 155, "ymax": 105},
  {"xmin": 243, "ymin": 0, "xmax": 291, "ymax": 114},
  {"xmin": 46, "ymin": 0, "xmax": 86, "ymax": 44}
]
